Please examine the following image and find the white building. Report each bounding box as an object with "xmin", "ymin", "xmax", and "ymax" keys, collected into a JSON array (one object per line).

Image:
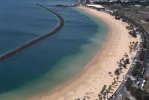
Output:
[{"xmin": 86, "ymin": 4, "xmax": 105, "ymax": 10}]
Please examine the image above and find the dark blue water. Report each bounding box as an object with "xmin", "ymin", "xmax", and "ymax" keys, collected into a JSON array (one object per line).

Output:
[
  {"xmin": 0, "ymin": 0, "xmax": 58, "ymax": 54},
  {"xmin": 0, "ymin": 0, "xmax": 108, "ymax": 99}
]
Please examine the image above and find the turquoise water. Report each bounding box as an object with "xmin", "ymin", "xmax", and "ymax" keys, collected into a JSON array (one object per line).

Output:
[{"xmin": 0, "ymin": 0, "xmax": 108, "ymax": 99}]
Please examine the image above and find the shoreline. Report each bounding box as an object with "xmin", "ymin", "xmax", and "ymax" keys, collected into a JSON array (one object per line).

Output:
[{"xmin": 30, "ymin": 7, "xmax": 140, "ymax": 100}]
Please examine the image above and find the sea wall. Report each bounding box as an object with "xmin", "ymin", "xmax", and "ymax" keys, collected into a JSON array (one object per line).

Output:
[{"xmin": 0, "ymin": 3, "xmax": 64, "ymax": 61}]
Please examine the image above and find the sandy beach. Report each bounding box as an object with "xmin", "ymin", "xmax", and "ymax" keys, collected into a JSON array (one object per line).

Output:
[{"xmin": 30, "ymin": 7, "xmax": 140, "ymax": 100}]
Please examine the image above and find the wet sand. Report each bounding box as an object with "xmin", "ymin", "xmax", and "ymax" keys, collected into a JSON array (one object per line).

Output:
[{"xmin": 30, "ymin": 7, "xmax": 140, "ymax": 100}]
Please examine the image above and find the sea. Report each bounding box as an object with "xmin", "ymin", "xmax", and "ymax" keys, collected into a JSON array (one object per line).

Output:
[{"xmin": 0, "ymin": 0, "xmax": 108, "ymax": 100}]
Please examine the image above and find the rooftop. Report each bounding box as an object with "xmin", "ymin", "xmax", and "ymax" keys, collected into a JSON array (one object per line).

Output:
[{"xmin": 86, "ymin": 4, "xmax": 105, "ymax": 9}]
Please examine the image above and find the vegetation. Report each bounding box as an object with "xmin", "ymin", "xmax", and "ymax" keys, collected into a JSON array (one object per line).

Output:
[
  {"xmin": 129, "ymin": 30, "xmax": 137, "ymax": 38},
  {"xmin": 125, "ymin": 58, "xmax": 130, "ymax": 64},
  {"xmin": 126, "ymin": 78, "xmax": 149, "ymax": 100},
  {"xmin": 114, "ymin": 68, "xmax": 120, "ymax": 76},
  {"xmin": 100, "ymin": 85, "xmax": 107, "ymax": 94},
  {"xmin": 108, "ymin": 6, "xmax": 149, "ymax": 100}
]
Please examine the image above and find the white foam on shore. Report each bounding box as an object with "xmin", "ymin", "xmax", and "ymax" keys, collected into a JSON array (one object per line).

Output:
[
  {"xmin": 0, "ymin": 8, "xmax": 109, "ymax": 100},
  {"xmin": 29, "ymin": 7, "xmax": 141, "ymax": 100}
]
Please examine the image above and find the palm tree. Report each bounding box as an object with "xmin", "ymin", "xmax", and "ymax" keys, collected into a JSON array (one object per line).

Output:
[
  {"xmin": 116, "ymin": 76, "xmax": 119, "ymax": 81},
  {"xmin": 103, "ymin": 92, "xmax": 106, "ymax": 100},
  {"xmin": 98, "ymin": 94, "xmax": 102, "ymax": 100},
  {"xmin": 114, "ymin": 78, "xmax": 116, "ymax": 83},
  {"xmin": 108, "ymin": 72, "xmax": 112, "ymax": 76},
  {"xmin": 108, "ymin": 85, "xmax": 112, "ymax": 90},
  {"xmin": 105, "ymin": 89, "xmax": 110, "ymax": 99}
]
